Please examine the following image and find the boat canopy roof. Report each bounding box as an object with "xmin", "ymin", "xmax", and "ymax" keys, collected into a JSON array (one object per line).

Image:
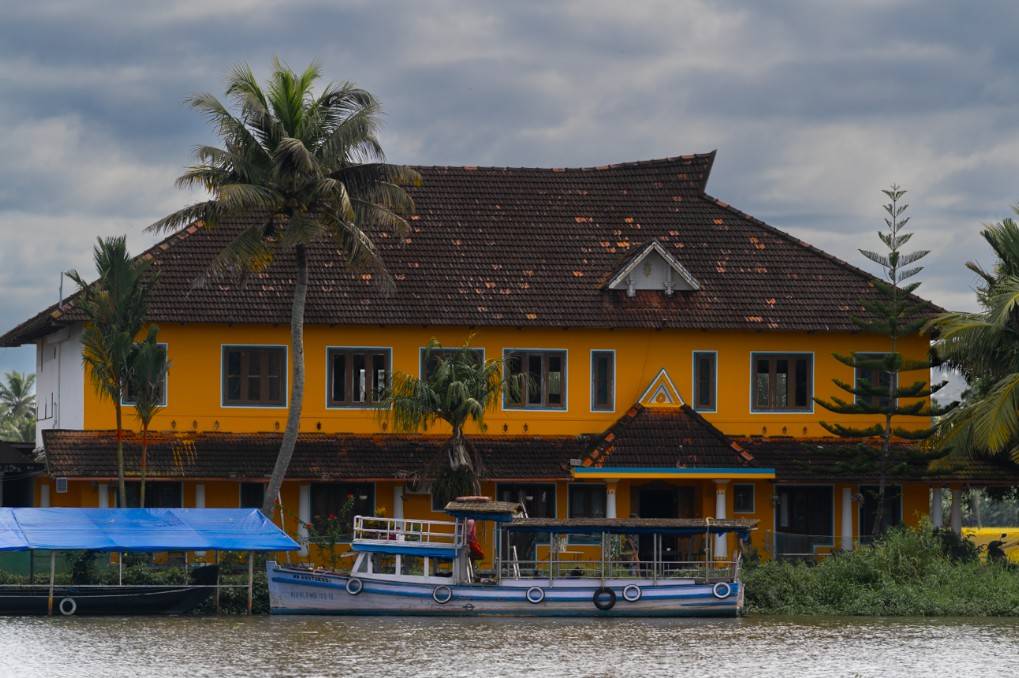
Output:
[
  {"xmin": 505, "ymin": 517, "xmax": 758, "ymax": 536},
  {"xmin": 444, "ymin": 497, "xmax": 525, "ymax": 522},
  {"xmin": 0, "ymin": 508, "xmax": 300, "ymax": 552}
]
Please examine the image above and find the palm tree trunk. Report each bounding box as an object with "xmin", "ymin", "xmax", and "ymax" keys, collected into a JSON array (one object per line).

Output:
[
  {"xmin": 140, "ymin": 423, "xmax": 148, "ymax": 509},
  {"xmin": 262, "ymin": 244, "xmax": 308, "ymax": 518},
  {"xmin": 115, "ymin": 401, "xmax": 126, "ymax": 508}
]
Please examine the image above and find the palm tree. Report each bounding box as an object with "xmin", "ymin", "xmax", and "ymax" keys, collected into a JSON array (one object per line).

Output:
[
  {"xmin": 127, "ymin": 329, "xmax": 169, "ymax": 508},
  {"xmin": 380, "ymin": 339, "xmax": 520, "ymax": 503},
  {"xmin": 0, "ymin": 371, "xmax": 35, "ymax": 442},
  {"xmin": 67, "ymin": 236, "xmax": 152, "ymax": 506},
  {"xmin": 930, "ymin": 214, "xmax": 1019, "ymax": 459},
  {"xmin": 149, "ymin": 60, "xmax": 418, "ymax": 517}
]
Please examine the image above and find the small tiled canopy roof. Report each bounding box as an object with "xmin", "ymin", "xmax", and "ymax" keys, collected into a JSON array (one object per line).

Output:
[
  {"xmin": 41, "ymin": 429, "xmax": 586, "ymax": 481},
  {"xmin": 580, "ymin": 404, "xmax": 759, "ymax": 470},
  {"xmin": 0, "ymin": 152, "xmax": 942, "ymax": 346},
  {"xmin": 0, "ymin": 440, "xmax": 41, "ymax": 473}
]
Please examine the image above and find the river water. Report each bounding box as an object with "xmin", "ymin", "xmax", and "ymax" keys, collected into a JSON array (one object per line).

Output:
[{"xmin": 1, "ymin": 615, "xmax": 1017, "ymax": 677}]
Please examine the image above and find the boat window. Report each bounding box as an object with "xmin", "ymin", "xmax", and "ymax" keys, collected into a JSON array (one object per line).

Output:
[
  {"xmin": 222, "ymin": 346, "xmax": 286, "ymax": 406},
  {"xmin": 568, "ymin": 484, "xmax": 606, "ymax": 544},
  {"xmin": 504, "ymin": 350, "xmax": 567, "ymax": 410},
  {"xmin": 310, "ymin": 483, "xmax": 375, "ymax": 541},
  {"xmin": 239, "ymin": 482, "xmax": 265, "ymax": 509},
  {"xmin": 733, "ymin": 484, "xmax": 755, "ymax": 514},
  {"xmin": 854, "ymin": 353, "xmax": 897, "ymax": 410},
  {"xmin": 692, "ymin": 351, "xmax": 716, "ymax": 412},
  {"xmin": 590, "ymin": 351, "xmax": 615, "ymax": 412},
  {"xmin": 327, "ymin": 347, "xmax": 391, "ymax": 407},
  {"xmin": 751, "ymin": 353, "xmax": 812, "ymax": 412},
  {"xmin": 858, "ymin": 485, "xmax": 903, "ymax": 542}
]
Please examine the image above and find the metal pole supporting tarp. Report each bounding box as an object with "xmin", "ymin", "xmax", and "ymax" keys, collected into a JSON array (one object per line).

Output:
[
  {"xmin": 247, "ymin": 552, "xmax": 254, "ymax": 615},
  {"xmin": 47, "ymin": 552, "xmax": 55, "ymax": 617}
]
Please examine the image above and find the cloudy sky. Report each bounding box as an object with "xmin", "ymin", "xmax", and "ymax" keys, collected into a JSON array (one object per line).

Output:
[{"xmin": 1, "ymin": 1, "xmax": 1017, "ymax": 382}]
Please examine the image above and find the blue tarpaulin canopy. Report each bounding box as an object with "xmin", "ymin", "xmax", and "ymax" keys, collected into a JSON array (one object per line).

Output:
[{"xmin": 0, "ymin": 508, "xmax": 300, "ymax": 552}]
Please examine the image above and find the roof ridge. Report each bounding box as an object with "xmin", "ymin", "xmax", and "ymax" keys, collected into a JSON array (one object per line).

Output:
[
  {"xmin": 410, "ymin": 150, "xmax": 716, "ymax": 177},
  {"xmin": 700, "ymin": 193, "xmax": 945, "ymax": 317}
]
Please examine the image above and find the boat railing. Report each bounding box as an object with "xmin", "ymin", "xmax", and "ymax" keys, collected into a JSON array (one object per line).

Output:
[
  {"xmin": 498, "ymin": 557, "xmax": 739, "ymax": 582},
  {"xmin": 352, "ymin": 515, "xmax": 462, "ymax": 547}
]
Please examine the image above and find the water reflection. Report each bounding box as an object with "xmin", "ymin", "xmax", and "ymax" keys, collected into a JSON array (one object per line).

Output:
[{"xmin": 1, "ymin": 615, "xmax": 1018, "ymax": 677}]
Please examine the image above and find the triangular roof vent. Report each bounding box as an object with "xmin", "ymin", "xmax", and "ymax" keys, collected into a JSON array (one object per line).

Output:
[
  {"xmin": 638, "ymin": 368, "xmax": 685, "ymax": 407},
  {"xmin": 606, "ymin": 241, "xmax": 700, "ymax": 297}
]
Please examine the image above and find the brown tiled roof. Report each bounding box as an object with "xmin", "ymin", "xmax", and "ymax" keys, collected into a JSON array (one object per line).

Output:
[
  {"xmin": 41, "ymin": 429, "xmax": 585, "ymax": 481},
  {"xmin": 1, "ymin": 152, "xmax": 942, "ymax": 346},
  {"xmin": 581, "ymin": 404, "xmax": 758, "ymax": 469},
  {"xmin": 741, "ymin": 437, "xmax": 1019, "ymax": 485}
]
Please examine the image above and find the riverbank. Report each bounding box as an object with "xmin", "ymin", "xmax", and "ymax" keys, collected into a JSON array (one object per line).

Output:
[{"xmin": 744, "ymin": 525, "xmax": 1019, "ymax": 616}]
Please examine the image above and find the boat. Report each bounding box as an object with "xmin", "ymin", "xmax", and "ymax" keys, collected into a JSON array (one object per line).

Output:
[
  {"xmin": 0, "ymin": 507, "xmax": 300, "ymax": 616},
  {"xmin": 267, "ymin": 497, "xmax": 756, "ymax": 617}
]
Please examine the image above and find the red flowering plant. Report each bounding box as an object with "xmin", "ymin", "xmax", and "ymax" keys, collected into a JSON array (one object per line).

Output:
[{"xmin": 304, "ymin": 494, "xmax": 355, "ymax": 571}]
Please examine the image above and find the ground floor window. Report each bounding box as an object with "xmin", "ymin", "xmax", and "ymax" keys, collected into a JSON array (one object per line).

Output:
[
  {"xmin": 859, "ymin": 485, "xmax": 903, "ymax": 542},
  {"xmin": 240, "ymin": 482, "xmax": 265, "ymax": 509},
  {"xmin": 568, "ymin": 484, "xmax": 606, "ymax": 544},
  {"xmin": 497, "ymin": 483, "xmax": 556, "ymax": 563},
  {"xmin": 115, "ymin": 481, "xmax": 182, "ymax": 508},
  {"xmin": 775, "ymin": 485, "xmax": 833, "ymax": 556},
  {"xmin": 733, "ymin": 483, "xmax": 755, "ymax": 514},
  {"xmin": 310, "ymin": 483, "xmax": 375, "ymax": 541}
]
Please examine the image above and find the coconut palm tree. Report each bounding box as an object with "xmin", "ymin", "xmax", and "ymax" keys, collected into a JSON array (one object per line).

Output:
[
  {"xmin": 127, "ymin": 329, "xmax": 169, "ymax": 508},
  {"xmin": 0, "ymin": 371, "xmax": 35, "ymax": 442},
  {"xmin": 930, "ymin": 214, "xmax": 1019, "ymax": 458},
  {"xmin": 380, "ymin": 339, "xmax": 520, "ymax": 503},
  {"xmin": 67, "ymin": 236, "xmax": 152, "ymax": 506},
  {"xmin": 149, "ymin": 60, "xmax": 418, "ymax": 517}
]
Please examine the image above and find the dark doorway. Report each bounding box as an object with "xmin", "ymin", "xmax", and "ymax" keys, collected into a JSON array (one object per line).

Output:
[
  {"xmin": 1, "ymin": 474, "xmax": 35, "ymax": 507},
  {"xmin": 636, "ymin": 485, "xmax": 695, "ymax": 561},
  {"xmin": 497, "ymin": 484, "xmax": 556, "ymax": 570}
]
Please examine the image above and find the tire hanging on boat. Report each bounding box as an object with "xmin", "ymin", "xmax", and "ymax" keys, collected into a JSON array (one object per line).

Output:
[
  {"xmin": 622, "ymin": 584, "xmax": 642, "ymax": 602},
  {"xmin": 712, "ymin": 582, "xmax": 732, "ymax": 599},
  {"xmin": 58, "ymin": 597, "xmax": 77, "ymax": 616},
  {"xmin": 592, "ymin": 586, "xmax": 616, "ymax": 611},
  {"xmin": 345, "ymin": 578, "xmax": 364, "ymax": 595},
  {"xmin": 525, "ymin": 586, "xmax": 545, "ymax": 604},
  {"xmin": 432, "ymin": 585, "xmax": 453, "ymax": 604}
]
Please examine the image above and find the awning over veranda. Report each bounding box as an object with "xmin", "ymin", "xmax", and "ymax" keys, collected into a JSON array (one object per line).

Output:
[{"xmin": 0, "ymin": 508, "xmax": 300, "ymax": 552}]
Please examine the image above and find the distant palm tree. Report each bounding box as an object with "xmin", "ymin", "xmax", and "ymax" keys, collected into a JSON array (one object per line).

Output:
[
  {"xmin": 150, "ymin": 59, "xmax": 418, "ymax": 517},
  {"xmin": 930, "ymin": 214, "xmax": 1019, "ymax": 459},
  {"xmin": 380, "ymin": 339, "xmax": 520, "ymax": 503},
  {"xmin": 0, "ymin": 371, "xmax": 36, "ymax": 442},
  {"xmin": 67, "ymin": 236, "xmax": 152, "ymax": 506},
  {"xmin": 128, "ymin": 329, "xmax": 169, "ymax": 508}
]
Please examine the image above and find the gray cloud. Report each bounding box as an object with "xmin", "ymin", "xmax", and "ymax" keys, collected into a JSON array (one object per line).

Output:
[{"xmin": 2, "ymin": 0, "xmax": 1018, "ymax": 377}]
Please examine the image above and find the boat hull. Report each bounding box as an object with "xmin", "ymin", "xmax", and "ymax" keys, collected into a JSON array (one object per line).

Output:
[{"xmin": 267, "ymin": 563, "xmax": 743, "ymax": 617}]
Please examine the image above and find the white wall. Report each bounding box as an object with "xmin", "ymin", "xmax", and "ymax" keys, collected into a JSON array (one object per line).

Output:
[{"xmin": 35, "ymin": 324, "xmax": 85, "ymax": 448}]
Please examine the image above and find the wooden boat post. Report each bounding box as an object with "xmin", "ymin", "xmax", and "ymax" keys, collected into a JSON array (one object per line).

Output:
[
  {"xmin": 118, "ymin": 552, "xmax": 123, "ymax": 586},
  {"xmin": 246, "ymin": 551, "xmax": 254, "ymax": 614},
  {"xmin": 47, "ymin": 551, "xmax": 55, "ymax": 617},
  {"xmin": 214, "ymin": 550, "xmax": 221, "ymax": 614}
]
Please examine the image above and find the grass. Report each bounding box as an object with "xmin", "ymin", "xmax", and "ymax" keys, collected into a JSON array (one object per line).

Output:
[{"xmin": 744, "ymin": 523, "xmax": 1019, "ymax": 616}]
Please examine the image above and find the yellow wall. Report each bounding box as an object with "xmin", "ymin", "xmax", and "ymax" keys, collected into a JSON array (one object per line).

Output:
[{"xmin": 82, "ymin": 323, "xmax": 932, "ymax": 439}]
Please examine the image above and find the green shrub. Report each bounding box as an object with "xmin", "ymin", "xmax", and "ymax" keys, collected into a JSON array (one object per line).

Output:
[{"xmin": 745, "ymin": 524, "xmax": 1019, "ymax": 616}]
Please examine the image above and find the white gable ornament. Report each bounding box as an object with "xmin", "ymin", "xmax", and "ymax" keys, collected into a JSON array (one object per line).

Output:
[{"xmin": 607, "ymin": 241, "xmax": 700, "ymax": 298}]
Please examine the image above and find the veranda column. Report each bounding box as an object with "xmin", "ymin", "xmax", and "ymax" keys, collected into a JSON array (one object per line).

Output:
[
  {"xmin": 606, "ymin": 481, "xmax": 618, "ymax": 519},
  {"xmin": 840, "ymin": 487, "xmax": 854, "ymax": 551},
  {"xmin": 195, "ymin": 483, "xmax": 206, "ymax": 508},
  {"xmin": 40, "ymin": 482, "xmax": 50, "ymax": 508},
  {"xmin": 931, "ymin": 487, "xmax": 944, "ymax": 529},
  {"xmin": 393, "ymin": 484, "xmax": 404, "ymax": 520},
  {"xmin": 97, "ymin": 483, "xmax": 110, "ymax": 508},
  {"xmin": 298, "ymin": 484, "xmax": 311, "ymax": 556},
  {"xmin": 950, "ymin": 488, "xmax": 963, "ymax": 535},
  {"xmin": 714, "ymin": 480, "xmax": 728, "ymax": 559}
]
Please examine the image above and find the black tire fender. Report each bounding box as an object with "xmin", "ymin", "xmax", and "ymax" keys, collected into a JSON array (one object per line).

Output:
[{"xmin": 593, "ymin": 586, "xmax": 616, "ymax": 611}]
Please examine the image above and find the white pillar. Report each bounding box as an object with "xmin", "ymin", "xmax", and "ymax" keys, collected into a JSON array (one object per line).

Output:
[
  {"xmin": 840, "ymin": 487, "xmax": 854, "ymax": 551},
  {"xmin": 931, "ymin": 487, "xmax": 944, "ymax": 529},
  {"xmin": 40, "ymin": 482, "xmax": 50, "ymax": 508},
  {"xmin": 98, "ymin": 483, "xmax": 110, "ymax": 508},
  {"xmin": 194, "ymin": 483, "xmax": 206, "ymax": 508},
  {"xmin": 714, "ymin": 480, "xmax": 728, "ymax": 559},
  {"xmin": 950, "ymin": 488, "xmax": 963, "ymax": 535},
  {"xmin": 298, "ymin": 484, "xmax": 311, "ymax": 555},
  {"xmin": 606, "ymin": 482, "xmax": 618, "ymax": 519},
  {"xmin": 393, "ymin": 484, "xmax": 404, "ymax": 520}
]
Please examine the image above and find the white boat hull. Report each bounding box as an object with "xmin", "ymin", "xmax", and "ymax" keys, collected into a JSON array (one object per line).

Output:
[{"xmin": 267, "ymin": 562, "xmax": 743, "ymax": 617}]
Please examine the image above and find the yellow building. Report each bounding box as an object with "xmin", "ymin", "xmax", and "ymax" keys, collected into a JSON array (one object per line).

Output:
[{"xmin": 3, "ymin": 151, "xmax": 1017, "ymax": 565}]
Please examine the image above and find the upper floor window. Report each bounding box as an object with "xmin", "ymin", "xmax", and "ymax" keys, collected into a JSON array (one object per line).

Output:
[
  {"xmin": 328, "ymin": 347, "xmax": 390, "ymax": 407},
  {"xmin": 222, "ymin": 346, "xmax": 286, "ymax": 407},
  {"xmin": 590, "ymin": 350, "xmax": 615, "ymax": 412},
  {"xmin": 752, "ymin": 353, "xmax": 812, "ymax": 412},
  {"xmin": 122, "ymin": 343, "xmax": 168, "ymax": 407},
  {"xmin": 692, "ymin": 351, "xmax": 716, "ymax": 412},
  {"xmin": 504, "ymin": 349, "xmax": 566, "ymax": 409},
  {"xmin": 854, "ymin": 353, "xmax": 896, "ymax": 410},
  {"xmin": 420, "ymin": 347, "xmax": 484, "ymax": 379}
]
